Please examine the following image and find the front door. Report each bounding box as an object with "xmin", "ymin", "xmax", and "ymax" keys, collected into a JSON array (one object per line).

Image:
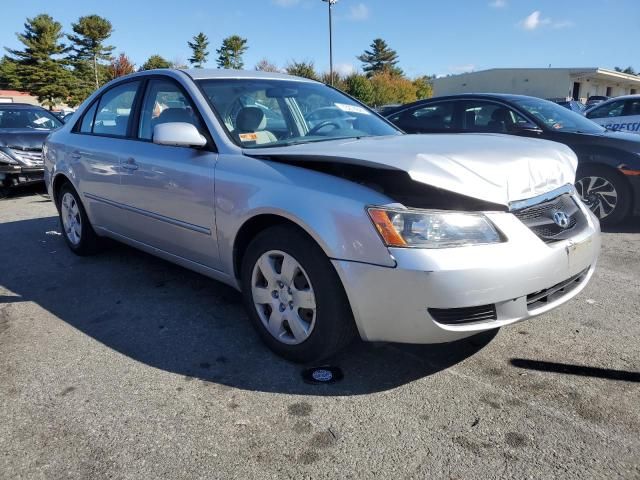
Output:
[{"xmin": 118, "ymin": 78, "xmax": 219, "ymax": 268}]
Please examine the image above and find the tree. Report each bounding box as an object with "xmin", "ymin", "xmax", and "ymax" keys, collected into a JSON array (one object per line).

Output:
[
  {"xmin": 369, "ymin": 72, "xmax": 417, "ymax": 106},
  {"xmin": 255, "ymin": 58, "xmax": 280, "ymax": 72},
  {"xmin": 188, "ymin": 32, "xmax": 209, "ymax": 68},
  {"xmin": 67, "ymin": 15, "xmax": 115, "ymax": 90},
  {"xmin": 216, "ymin": 35, "xmax": 248, "ymax": 69},
  {"xmin": 0, "ymin": 56, "xmax": 20, "ymax": 89},
  {"xmin": 343, "ymin": 73, "xmax": 374, "ymax": 105},
  {"xmin": 285, "ymin": 60, "xmax": 318, "ymax": 80},
  {"xmin": 139, "ymin": 54, "xmax": 172, "ymax": 71},
  {"xmin": 614, "ymin": 66, "xmax": 638, "ymax": 76},
  {"xmin": 357, "ymin": 38, "xmax": 402, "ymax": 77},
  {"xmin": 413, "ymin": 75, "xmax": 433, "ymax": 99},
  {"xmin": 5, "ymin": 14, "xmax": 73, "ymax": 109},
  {"xmin": 109, "ymin": 52, "xmax": 135, "ymax": 79}
]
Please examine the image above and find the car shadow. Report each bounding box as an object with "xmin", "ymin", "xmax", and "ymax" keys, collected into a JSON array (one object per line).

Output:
[
  {"xmin": 1, "ymin": 215, "xmax": 496, "ymax": 396},
  {"xmin": 601, "ymin": 215, "xmax": 640, "ymax": 233}
]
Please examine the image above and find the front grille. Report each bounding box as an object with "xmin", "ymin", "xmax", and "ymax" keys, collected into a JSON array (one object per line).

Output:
[
  {"xmin": 429, "ymin": 304, "xmax": 497, "ymax": 325},
  {"xmin": 9, "ymin": 147, "xmax": 43, "ymax": 166},
  {"xmin": 512, "ymin": 193, "xmax": 586, "ymax": 243},
  {"xmin": 526, "ymin": 267, "xmax": 589, "ymax": 310}
]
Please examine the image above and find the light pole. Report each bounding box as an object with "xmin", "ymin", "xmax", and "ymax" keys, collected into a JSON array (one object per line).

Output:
[{"xmin": 322, "ymin": 0, "xmax": 338, "ymax": 86}]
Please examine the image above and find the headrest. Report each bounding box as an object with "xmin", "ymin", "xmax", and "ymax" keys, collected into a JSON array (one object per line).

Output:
[
  {"xmin": 157, "ymin": 107, "xmax": 193, "ymax": 124},
  {"xmin": 236, "ymin": 107, "xmax": 266, "ymax": 132}
]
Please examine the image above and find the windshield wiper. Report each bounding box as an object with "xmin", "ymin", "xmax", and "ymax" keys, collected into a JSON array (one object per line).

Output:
[{"xmin": 274, "ymin": 135, "xmax": 369, "ymax": 148}]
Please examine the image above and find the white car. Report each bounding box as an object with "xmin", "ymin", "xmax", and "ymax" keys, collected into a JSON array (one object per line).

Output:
[{"xmin": 585, "ymin": 95, "xmax": 640, "ymax": 134}]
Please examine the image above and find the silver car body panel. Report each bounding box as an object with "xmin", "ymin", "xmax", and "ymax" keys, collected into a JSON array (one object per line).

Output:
[{"xmin": 44, "ymin": 69, "xmax": 601, "ymax": 345}]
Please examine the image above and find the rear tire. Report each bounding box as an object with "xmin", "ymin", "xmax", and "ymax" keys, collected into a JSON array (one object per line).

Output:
[
  {"xmin": 57, "ymin": 182, "xmax": 101, "ymax": 256},
  {"xmin": 240, "ymin": 225, "xmax": 357, "ymax": 363},
  {"xmin": 575, "ymin": 165, "xmax": 631, "ymax": 226}
]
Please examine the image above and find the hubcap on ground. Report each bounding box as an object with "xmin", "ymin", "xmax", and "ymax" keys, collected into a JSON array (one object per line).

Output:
[
  {"xmin": 251, "ymin": 250, "xmax": 317, "ymax": 345},
  {"xmin": 575, "ymin": 176, "xmax": 618, "ymax": 219},
  {"xmin": 60, "ymin": 192, "xmax": 82, "ymax": 245}
]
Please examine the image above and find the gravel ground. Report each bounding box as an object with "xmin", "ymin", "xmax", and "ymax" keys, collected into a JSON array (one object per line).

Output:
[{"xmin": 1, "ymin": 188, "xmax": 639, "ymax": 480}]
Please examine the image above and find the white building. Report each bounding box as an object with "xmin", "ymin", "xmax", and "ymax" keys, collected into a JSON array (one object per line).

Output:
[{"xmin": 433, "ymin": 68, "xmax": 640, "ymax": 101}]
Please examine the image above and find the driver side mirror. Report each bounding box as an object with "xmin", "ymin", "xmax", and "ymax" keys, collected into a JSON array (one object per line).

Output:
[{"xmin": 153, "ymin": 122, "xmax": 207, "ymax": 148}]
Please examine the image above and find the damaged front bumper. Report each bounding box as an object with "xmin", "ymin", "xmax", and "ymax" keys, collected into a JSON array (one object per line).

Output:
[
  {"xmin": 332, "ymin": 194, "xmax": 600, "ymax": 344},
  {"xmin": 0, "ymin": 164, "xmax": 45, "ymax": 189}
]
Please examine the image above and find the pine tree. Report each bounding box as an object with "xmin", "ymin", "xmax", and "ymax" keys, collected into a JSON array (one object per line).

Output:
[
  {"xmin": 5, "ymin": 14, "xmax": 73, "ymax": 109},
  {"xmin": 67, "ymin": 15, "xmax": 115, "ymax": 90},
  {"xmin": 139, "ymin": 55, "xmax": 172, "ymax": 71},
  {"xmin": 216, "ymin": 35, "xmax": 248, "ymax": 69},
  {"xmin": 188, "ymin": 32, "xmax": 209, "ymax": 68},
  {"xmin": 357, "ymin": 38, "xmax": 402, "ymax": 77}
]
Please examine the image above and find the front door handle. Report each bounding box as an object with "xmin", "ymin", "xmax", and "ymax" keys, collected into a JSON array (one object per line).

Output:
[
  {"xmin": 121, "ymin": 158, "xmax": 139, "ymax": 171},
  {"xmin": 70, "ymin": 150, "xmax": 82, "ymax": 160}
]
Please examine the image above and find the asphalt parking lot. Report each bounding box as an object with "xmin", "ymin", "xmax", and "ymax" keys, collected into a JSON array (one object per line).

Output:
[{"xmin": 1, "ymin": 188, "xmax": 639, "ymax": 479}]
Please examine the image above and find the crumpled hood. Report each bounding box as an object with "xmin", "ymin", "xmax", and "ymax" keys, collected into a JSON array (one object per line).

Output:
[
  {"xmin": 246, "ymin": 133, "xmax": 578, "ymax": 206},
  {"xmin": 0, "ymin": 130, "xmax": 50, "ymax": 150}
]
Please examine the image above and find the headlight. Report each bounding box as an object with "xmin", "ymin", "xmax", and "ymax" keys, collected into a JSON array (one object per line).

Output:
[
  {"xmin": 0, "ymin": 150, "xmax": 18, "ymax": 165},
  {"xmin": 367, "ymin": 207, "xmax": 503, "ymax": 248}
]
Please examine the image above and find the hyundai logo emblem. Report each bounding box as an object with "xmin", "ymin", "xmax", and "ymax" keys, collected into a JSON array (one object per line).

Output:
[{"xmin": 552, "ymin": 211, "xmax": 570, "ymax": 228}]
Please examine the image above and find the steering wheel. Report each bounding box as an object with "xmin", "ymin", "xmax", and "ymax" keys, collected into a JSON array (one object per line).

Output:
[{"xmin": 307, "ymin": 120, "xmax": 341, "ymax": 136}]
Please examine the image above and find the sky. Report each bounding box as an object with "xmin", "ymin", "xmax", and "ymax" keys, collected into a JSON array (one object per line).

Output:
[{"xmin": 1, "ymin": 0, "xmax": 638, "ymax": 78}]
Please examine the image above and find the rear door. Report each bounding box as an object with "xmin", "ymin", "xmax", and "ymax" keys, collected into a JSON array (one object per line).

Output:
[
  {"xmin": 67, "ymin": 80, "xmax": 142, "ymax": 231},
  {"xmin": 387, "ymin": 101, "xmax": 460, "ymax": 133},
  {"xmin": 117, "ymin": 77, "xmax": 220, "ymax": 268}
]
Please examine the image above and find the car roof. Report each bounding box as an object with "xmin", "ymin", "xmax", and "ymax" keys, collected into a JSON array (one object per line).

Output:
[
  {"xmin": 382, "ymin": 93, "xmax": 534, "ymax": 115},
  {"xmin": 169, "ymin": 68, "xmax": 319, "ymax": 83},
  {"xmin": 0, "ymin": 103, "xmax": 48, "ymax": 110},
  {"xmin": 584, "ymin": 94, "xmax": 640, "ymax": 112}
]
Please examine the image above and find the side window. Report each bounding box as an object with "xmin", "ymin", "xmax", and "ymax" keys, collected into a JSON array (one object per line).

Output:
[
  {"xmin": 623, "ymin": 99, "xmax": 640, "ymax": 116},
  {"xmin": 138, "ymin": 79, "xmax": 204, "ymax": 141},
  {"xmin": 587, "ymin": 100, "xmax": 624, "ymax": 119},
  {"xmin": 390, "ymin": 102, "xmax": 455, "ymax": 132},
  {"xmin": 461, "ymin": 101, "xmax": 527, "ymax": 133},
  {"xmin": 79, "ymin": 101, "xmax": 98, "ymax": 133},
  {"xmin": 93, "ymin": 81, "xmax": 140, "ymax": 137}
]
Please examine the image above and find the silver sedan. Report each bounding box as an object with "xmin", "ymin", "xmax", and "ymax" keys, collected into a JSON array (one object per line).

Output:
[{"xmin": 44, "ymin": 69, "xmax": 600, "ymax": 362}]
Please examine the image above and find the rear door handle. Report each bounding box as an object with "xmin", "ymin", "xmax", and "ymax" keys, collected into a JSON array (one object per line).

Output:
[{"xmin": 121, "ymin": 158, "xmax": 139, "ymax": 171}]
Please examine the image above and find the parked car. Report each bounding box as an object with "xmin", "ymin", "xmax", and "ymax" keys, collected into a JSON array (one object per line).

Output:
[
  {"xmin": 0, "ymin": 103, "xmax": 63, "ymax": 197},
  {"xmin": 555, "ymin": 100, "xmax": 586, "ymax": 114},
  {"xmin": 586, "ymin": 95, "xmax": 609, "ymax": 107},
  {"xmin": 585, "ymin": 95, "xmax": 640, "ymax": 135},
  {"xmin": 44, "ymin": 70, "xmax": 600, "ymax": 362},
  {"xmin": 384, "ymin": 94, "xmax": 640, "ymax": 224}
]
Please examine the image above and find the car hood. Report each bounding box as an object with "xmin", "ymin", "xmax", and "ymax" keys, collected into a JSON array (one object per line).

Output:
[
  {"xmin": 0, "ymin": 129, "xmax": 51, "ymax": 150},
  {"xmin": 245, "ymin": 134, "xmax": 578, "ymax": 206}
]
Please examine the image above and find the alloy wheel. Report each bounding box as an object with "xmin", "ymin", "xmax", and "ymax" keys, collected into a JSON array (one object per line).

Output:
[
  {"xmin": 60, "ymin": 192, "xmax": 82, "ymax": 245},
  {"xmin": 251, "ymin": 250, "xmax": 317, "ymax": 345},
  {"xmin": 575, "ymin": 175, "xmax": 618, "ymax": 220}
]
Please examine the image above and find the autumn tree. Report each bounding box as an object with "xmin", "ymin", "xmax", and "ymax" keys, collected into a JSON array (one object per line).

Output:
[
  {"xmin": 343, "ymin": 73, "xmax": 374, "ymax": 105},
  {"xmin": 255, "ymin": 58, "xmax": 279, "ymax": 72},
  {"xmin": 358, "ymin": 38, "xmax": 402, "ymax": 77},
  {"xmin": 285, "ymin": 60, "xmax": 318, "ymax": 80},
  {"xmin": 369, "ymin": 72, "xmax": 417, "ymax": 106},
  {"xmin": 5, "ymin": 14, "xmax": 73, "ymax": 109},
  {"xmin": 188, "ymin": 32, "xmax": 209, "ymax": 68},
  {"xmin": 139, "ymin": 54, "xmax": 172, "ymax": 71},
  {"xmin": 67, "ymin": 15, "xmax": 115, "ymax": 89},
  {"xmin": 413, "ymin": 75, "xmax": 434, "ymax": 99},
  {"xmin": 216, "ymin": 35, "xmax": 248, "ymax": 69},
  {"xmin": 109, "ymin": 52, "xmax": 135, "ymax": 79}
]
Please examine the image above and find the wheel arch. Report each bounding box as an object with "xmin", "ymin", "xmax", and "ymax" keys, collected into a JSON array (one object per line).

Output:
[{"xmin": 52, "ymin": 172, "xmax": 74, "ymax": 207}]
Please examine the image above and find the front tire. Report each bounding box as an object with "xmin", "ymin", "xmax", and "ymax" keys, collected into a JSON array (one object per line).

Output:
[
  {"xmin": 57, "ymin": 183, "xmax": 101, "ymax": 256},
  {"xmin": 240, "ymin": 225, "xmax": 357, "ymax": 363},
  {"xmin": 575, "ymin": 165, "xmax": 631, "ymax": 226}
]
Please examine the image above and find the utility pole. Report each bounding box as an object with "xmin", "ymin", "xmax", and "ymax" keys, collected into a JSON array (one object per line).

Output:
[{"xmin": 322, "ymin": 0, "xmax": 338, "ymax": 85}]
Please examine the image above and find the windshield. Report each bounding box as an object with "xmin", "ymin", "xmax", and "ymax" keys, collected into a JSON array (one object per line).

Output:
[
  {"xmin": 197, "ymin": 79, "xmax": 400, "ymax": 148},
  {"xmin": 511, "ymin": 97, "xmax": 604, "ymax": 134},
  {"xmin": 0, "ymin": 107, "xmax": 63, "ymax": 130}
]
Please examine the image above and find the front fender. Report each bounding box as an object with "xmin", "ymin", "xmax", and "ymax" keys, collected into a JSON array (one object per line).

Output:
[{"xmin": 215, "ymin": 154, "xmax": 397, "ymax": 277}]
